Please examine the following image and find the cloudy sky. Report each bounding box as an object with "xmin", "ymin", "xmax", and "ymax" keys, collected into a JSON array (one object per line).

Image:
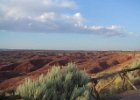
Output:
[{"xmin": 0, "ymin": 0, "xmax": 140, "ymax": 50}]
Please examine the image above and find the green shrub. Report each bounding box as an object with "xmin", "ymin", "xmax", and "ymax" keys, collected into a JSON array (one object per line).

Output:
[{"xmin": 16, "ymin": 63, "xmax": 95, "ymax": 100}]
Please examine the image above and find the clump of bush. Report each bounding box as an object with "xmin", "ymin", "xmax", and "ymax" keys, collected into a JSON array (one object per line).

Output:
[{"xmin": 16, "ymin": 63, "xmax": 95, "ymax": 100}]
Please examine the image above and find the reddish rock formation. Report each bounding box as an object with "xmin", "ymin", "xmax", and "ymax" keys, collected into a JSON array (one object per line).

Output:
[{"xmin": 0, "ymin": 50, "xmax": 139, "ymax": 91}]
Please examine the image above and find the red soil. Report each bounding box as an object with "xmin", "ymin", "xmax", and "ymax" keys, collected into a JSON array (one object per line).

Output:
[{"xmin": 0, "ymin": 51, "xmax": 139, "ymax": 91}]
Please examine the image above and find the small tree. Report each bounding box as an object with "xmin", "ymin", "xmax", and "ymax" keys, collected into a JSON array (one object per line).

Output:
[{"xmin": 16, "ymin": 63, "xmax": 95, "ymax": 100}]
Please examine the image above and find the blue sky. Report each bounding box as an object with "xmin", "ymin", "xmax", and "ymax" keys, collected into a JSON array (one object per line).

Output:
[{"xmin": 0, "ymin": 0, "xmax": 140, "ymax": 50}]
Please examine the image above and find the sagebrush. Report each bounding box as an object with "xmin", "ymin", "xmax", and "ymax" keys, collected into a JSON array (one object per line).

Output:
[{"xmin": 16, "ymin": 63, "xmax": 95, "ymax": 100}]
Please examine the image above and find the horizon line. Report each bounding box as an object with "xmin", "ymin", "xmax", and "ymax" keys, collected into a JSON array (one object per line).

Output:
[{"xmin": 0, "ymin": 48, "xmax": 140, "ymax": 52}]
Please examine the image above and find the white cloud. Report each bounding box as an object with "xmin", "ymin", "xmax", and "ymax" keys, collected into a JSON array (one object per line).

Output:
[
  {"xmin": 35, "ymin": 12, "xmax": 56, "ymax": 22},
  {"xmin": 43, "ymin": 0, "xmax": 76, "ymax": 8},
  {"xmin": 62, "ymin": 12, "xmax": 84, "ymax": 26},
  {"xmin": 0, "ymin": 0, "xmax": 130, "ymax": 36},
  {"xmin": 0, "ymin": 0, "xmax": 76, "ymax": 20}
]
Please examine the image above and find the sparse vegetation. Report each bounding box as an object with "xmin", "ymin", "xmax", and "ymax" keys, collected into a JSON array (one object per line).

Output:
[
  {"xmin": 1, "ymin": 51, "xmax": 140, "ymax": 100},
  {"xmin": 96, "ymin": 59, "xmax": 140, "ymax": 100}
]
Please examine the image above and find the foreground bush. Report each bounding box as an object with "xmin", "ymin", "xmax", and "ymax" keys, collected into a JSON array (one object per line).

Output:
[{"xmin": 16, "ymin": 63, "xmax": 95, "ymax": 100}]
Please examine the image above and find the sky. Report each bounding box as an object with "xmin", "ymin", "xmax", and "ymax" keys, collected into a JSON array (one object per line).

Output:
[{"xmin": 0, "ymin": 0, "xmax": 140, "ymax": 50}]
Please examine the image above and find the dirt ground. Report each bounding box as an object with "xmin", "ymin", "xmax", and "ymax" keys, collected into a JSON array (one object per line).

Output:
[{"xmin": 120, "ymin": 90, "xmax": 140, "ymax": 100}]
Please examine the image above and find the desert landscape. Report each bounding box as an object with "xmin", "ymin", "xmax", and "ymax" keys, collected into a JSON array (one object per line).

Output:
[
  {"xmin": 0, "ymin": 50, "xmax": 140, "ymax": 99},
  {"xmin": 0, "ymin": 0, "xmax": 140, "ymax": 100}
]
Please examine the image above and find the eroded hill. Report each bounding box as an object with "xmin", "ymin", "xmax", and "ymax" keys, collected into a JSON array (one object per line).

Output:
[{"xmin": 0, "ymin": 50, "xmax": 139, "ymax": 91}]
